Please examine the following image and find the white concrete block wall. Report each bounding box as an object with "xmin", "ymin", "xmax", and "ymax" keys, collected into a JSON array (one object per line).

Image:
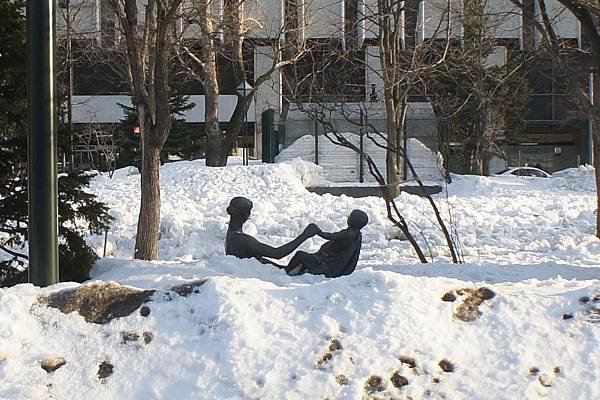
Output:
[
  {"xmin": 406, "ymin": 138, "xmax": 443, "ymax": 181},
  {"xmin": 276, "ymin": 133, "xmax": 443, "ymax": 183}
]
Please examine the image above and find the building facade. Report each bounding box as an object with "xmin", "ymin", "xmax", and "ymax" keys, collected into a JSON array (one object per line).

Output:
[{"xmin": 58, "ymin": 0, "xmax": 590, "ymax": 178}]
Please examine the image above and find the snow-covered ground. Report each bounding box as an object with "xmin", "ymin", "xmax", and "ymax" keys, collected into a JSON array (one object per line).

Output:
[{"xmin": 1, "ymin": 159, "xmax": 599, "ymax": 399}]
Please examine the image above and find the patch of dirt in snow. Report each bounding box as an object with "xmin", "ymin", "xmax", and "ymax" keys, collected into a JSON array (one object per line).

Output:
[
  {"xmin": 441, "ymin": 287, "xmax": 496, "ymax": 322},
  {"xmin": 315, "ymin": 338, "xmax": 343, "ymax": 369},
  {"xmin": 578, "ymin": 293, "xmax": 600, "ymax": 324}
]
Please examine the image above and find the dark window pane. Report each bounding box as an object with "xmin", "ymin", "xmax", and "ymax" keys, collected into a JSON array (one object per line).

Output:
[{"xmin": 527, "ymin": 95, "xmax": 553, "ymax": 120}]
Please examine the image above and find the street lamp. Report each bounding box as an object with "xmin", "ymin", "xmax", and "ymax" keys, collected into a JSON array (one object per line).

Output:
[
  {"xmin": 59, "ymin": 0, "xmax": 75, "ymax": 171},
  {"xmin": 236, "ymin": 80, "xmax": 253, "ymax": 166}
]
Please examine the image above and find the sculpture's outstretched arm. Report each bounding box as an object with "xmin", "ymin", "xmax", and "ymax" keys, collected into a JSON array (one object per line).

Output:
[
  {"xmin": 253, "ymin": 223, "xmax": 320, "ymax": 260},
  {"xmin": 317, "ymin": 229, "xmax": 351, "ymax": 241}
]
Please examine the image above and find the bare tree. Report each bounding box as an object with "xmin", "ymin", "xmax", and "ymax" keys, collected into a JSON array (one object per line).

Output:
[
  {"xmin": 509, "ymin": 0, "xmax": 600, "ymax": 237},
  {"xmin": 372, "ymin": 0, "xmax": 453, "ymax": 197},
  {"xmin": 280, "ymin": 1, "xmax": 461, "ymax": 262},
  {"xmin": 177, "ymin": 0, "xmax": 309, "ymax": 166},
  {"xmin": 105, "ymin": 0, "xmax": 183, "ymax": 260},
  {"xmin": 424, "ymin": 0, "xmax": 532, "ymax": 175},
  {"xmin": 290, "ymin": 97, "xmax": 462, "ymax": 262}
]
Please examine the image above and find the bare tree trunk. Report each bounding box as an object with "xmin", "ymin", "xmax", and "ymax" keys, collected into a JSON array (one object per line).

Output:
[
  {"xmin": 202, "ymin": 0, "xmax": 246, "ymax": 165},
  {"xmin": 201, "ymin": 33, "xmax": 222, "ymax": 167},
  {"xmin": 109, "ymin": 0, "xmax": 181, "ymax": 260},
  {"xmin": 383, "ymin": 95, "xmax": 405, "ymax": 198},
  {"xmin": 204, "ymin": 92, "xmax": 223, "ymax": 166},
  {"xmin": 385, "ymin": 131, "xmax": 401, "ymax": 198},
  {"xmin": 135, "ymin": 144, "xmax": 161, "ymax": 259}
]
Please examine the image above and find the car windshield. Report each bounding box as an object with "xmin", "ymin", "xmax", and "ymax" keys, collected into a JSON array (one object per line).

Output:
[{"xmin": 497, "ymin": 168, "xmax": 511, "ymax": 175}]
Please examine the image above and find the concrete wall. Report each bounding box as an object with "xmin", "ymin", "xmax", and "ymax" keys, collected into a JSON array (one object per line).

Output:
[
  {"xmin": 276, "ymin": 133, "xmax": 443, "ymax": 182},
  {"xmin": 420, "ymin": 0, "xmax": 464, "ymax": 41},
  {"xmin": 245, "ymin": 0, "xmax": 282, "ymax": 38},
  {"xmin": 72, "ymin": 95, "xmax": 255, "ymax": 123}
]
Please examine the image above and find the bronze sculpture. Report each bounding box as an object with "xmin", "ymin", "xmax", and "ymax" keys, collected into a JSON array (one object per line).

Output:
[{"xmin": 225, "ymin": 197, "xmax": 367, "ymax": 278}]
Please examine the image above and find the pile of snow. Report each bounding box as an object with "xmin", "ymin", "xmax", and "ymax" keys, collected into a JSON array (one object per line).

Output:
[
  {"xmin": 553, "ymin": 165, "xmax": 597, "ymax": 193},
  {"xmin": 1, "ymin": 159, "xmax": 599, "ymax": 399}
]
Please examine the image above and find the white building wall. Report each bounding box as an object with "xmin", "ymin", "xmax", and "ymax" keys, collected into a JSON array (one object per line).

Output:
[
  {"xmin": 536, "ymin": 0, "xmax": 579, "ymax": 39},
  {"xmin": 62, "ymin": 0, "xmax": 581, "ymax": 43},
  {"xmin": 421, "ymin": 0, "xmax": 463, "ymax": 40},
  {"xmin": 362, "ymin": 0, "xmax": 379, "ymax": 40},
  {"xmin": 57, "ymin": 0, "xmax": 100, "ymax": 37},
  {"xmin": 72, "ymin": 95, "xmax": 255, "ymax": 124},
  {"xmin": 254, "ymin": 46, "xmax": 282, "ymax": 156},
  {"xmin": 245, "ymin": 0, "xmax": 283, "ymax": 38},
  {"xmin": 484, "ymin": 0, "xmax": 521, "ymax": 39},
  {"xmin": 304, "ymin": 0, "xmax": 344, "ymax": 38}
]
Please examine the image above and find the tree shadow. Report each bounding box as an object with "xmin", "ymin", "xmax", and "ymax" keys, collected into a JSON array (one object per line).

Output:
[{"xmin": 365, "ymin": 261, "xmax": 600, "ymax": 284}]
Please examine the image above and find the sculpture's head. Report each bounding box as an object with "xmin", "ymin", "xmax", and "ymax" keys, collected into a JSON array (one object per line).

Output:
[
  {"xmin": 347, "ymin": 209, "xmax": 368, "ymax": 230},
  {"xmin": 226, "ymin": 196, "xmax": 253, "ymax": 224}
]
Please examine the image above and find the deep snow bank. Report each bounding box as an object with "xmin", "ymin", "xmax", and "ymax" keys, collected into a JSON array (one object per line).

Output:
[
  {"xmin": 0, "ymin": 159, "xmax": 599, "ymax": 400},
  {"xmin": 90, "ymin": 159, "xmax": 600, "ymax": 267}
]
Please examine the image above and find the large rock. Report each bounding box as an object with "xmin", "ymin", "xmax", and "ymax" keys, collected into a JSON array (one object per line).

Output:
[{"xmin": 38, "ymin": 280, "xmax": 208, "ymax": 324}]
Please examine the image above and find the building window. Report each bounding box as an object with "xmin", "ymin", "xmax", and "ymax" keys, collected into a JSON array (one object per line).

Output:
[{"xmin": 284, "ymin": 42, "xmax": 366, "ymax": 103}]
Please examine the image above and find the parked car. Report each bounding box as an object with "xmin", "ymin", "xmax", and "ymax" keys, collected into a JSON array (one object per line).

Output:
[{"xmin": 495, "ymin": 167, "xmax": 551, "ymax": 178}]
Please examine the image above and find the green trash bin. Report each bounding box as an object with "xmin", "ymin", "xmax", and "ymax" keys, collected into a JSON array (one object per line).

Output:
[{"xmin": 261, "ymin": 109, "xmax": 278, "ymax": 163}]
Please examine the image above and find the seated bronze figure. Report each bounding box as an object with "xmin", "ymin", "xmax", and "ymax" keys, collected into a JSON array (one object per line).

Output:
[
  {"xmin": 225, "ymin": 196, "xmax": 319, "ymax": 264},
  {"xmin": 285, "ymin": 209, "xmax": 368, "ymax": 278}
]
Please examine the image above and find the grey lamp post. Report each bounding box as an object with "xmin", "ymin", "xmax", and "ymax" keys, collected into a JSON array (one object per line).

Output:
[
  {"xmin": 236, "ymin": 80, "xmax": 253, "ymax": 166},
  {"xmin": 28, "ymin": 0, "xmax": 59, "ymax": 286},
  {"xmin": 59, "ymin": 0, "xmax": 74, "ymax": 171}
]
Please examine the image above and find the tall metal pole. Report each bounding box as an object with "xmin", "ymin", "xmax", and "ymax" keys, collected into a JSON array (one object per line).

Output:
[
  {"xmin": 314, "ymin": 119, "xmax": 319, "ymax": 165},
  {"xmin": 589, "ymin": 71, "xmax": 594, "ymax": 164},
  {"xmin": 359, "ymin": 108, "xmax": 364, "ymax": 183},
  {"xmin": 243, "ymin": 99, "xmax": 248, "ymax": 166},
  {"xmin": 67, "ymin": 0, "xmax": 75, "ymax": 171},
  {"xmin": 27, "ymin": 0, "xmax": 59, "ymax": 286}
]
